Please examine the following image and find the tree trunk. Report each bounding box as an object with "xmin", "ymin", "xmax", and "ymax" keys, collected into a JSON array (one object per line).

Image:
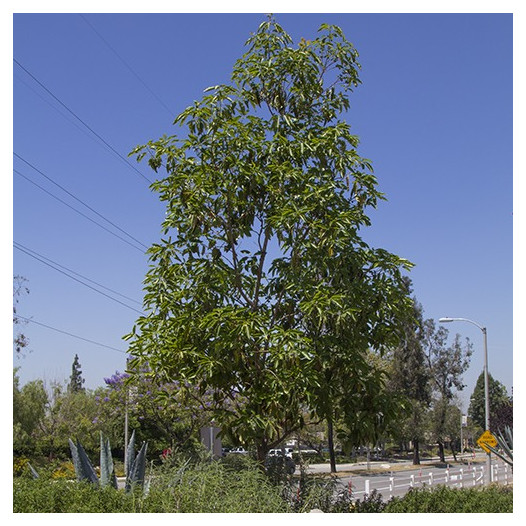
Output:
[
  {"xmin": 412, "ymin": 437, "xmax": 421, "ymax": 465},
  {"xmin": 450, "ymin": 441, "xmax": 458, "ymax": 462},
  {"xmin": 438, "ymin": 440, "xmax": 445, "ymax": 463},
  {"xmin": 327, "ymin": 418, "xmax": 337, "ymax": 473},
  {"xmin": 256, "ymin": 442, "xmax": 268, "ymax": 466}
]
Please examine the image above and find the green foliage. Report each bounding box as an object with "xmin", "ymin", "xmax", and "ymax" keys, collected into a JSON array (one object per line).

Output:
[
  {"xmin": 13, "ymin": 456, "xmax": 513, "ymax": 513},
  {"xmin": 13, "ymin": 479, "xmax": 134, "ymax": 513},
  {"xmin": 14, "ymin": 458, "xmax": 290, "ymax": 512},
  {"xmin": 143, "ymin": 458, "xmax": 290, "ymax": 512},
  {"xmin": 126, "ymin": 15, "xmax": 413, "ymax": 461},
  {"xmin": 13, "ymin": 369, "xmax": 48, "ymax": 455},
  {"xmin": 41, "ymin": 382, "xmax": 101, "ymax": 458},
  {"xmin": 350, "ymin": 489, "xmax": 388, "ymax": 513},
  {"xmin": 383, "ymin": 485, "xmax": 513, "ymax": 513}
]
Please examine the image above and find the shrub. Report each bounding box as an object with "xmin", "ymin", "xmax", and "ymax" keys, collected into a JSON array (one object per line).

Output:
[
  {"xmin": 14, "ymin": 479, "xmax": 133, "ymax": 513},
  {"xmin": 383, "ymin": 485, "xmax": 513, "ymax": 513},
  {"xmin": 14, "ymin": 458, "xmax": 290, "ymax": 513},
  {"xmin": 143, "ymin": 458, "xmax": 290, "ymax": 512}
]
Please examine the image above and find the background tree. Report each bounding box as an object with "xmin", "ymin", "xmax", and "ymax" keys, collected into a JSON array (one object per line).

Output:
[
  {"xmin": 38, "ymin": 380, "xmax": 100, "ymax": 458},
  {"xmin": 68, "ymin": 354, "xmax": 85, "ymax": 393},
  {"xmin": 386, "ymin": 283, "xmax": 431, "ymax": 465},
  {"xmin": 13, "ymin": 368, "xmax": 48, "ymax": 456},
  {"xmin": 13, "ymin": 275, "xmax": 30, "ymax": 356},
  {"xmin": 126, "ymin": 18, "xmax": 413, "ymax": 462},
  {"xmin": 96, "ymin": 367, "xmax": 211, "ymax": 456},
  {"xmin": 492, "ymin": 394, "xmax": 513, "ymax": 434},
  {"xmin": 424, "ymin": 321, "xmax": 472, "ymax": 462},
  {"xmin": 468, "ymin": 372, "xmax": 510, "ymax": 432}
]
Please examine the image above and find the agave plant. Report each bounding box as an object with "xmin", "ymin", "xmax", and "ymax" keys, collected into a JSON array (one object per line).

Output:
[
  {"xmin": 69, "ymin": 430, "xmax": 148, "ymax": 492},
  {"xmin": 124, "ymin": 429, "xmax": 148, "ymax": 493},
  {"xmin": 486, "ymin": 425, "xmax": 513, "ymax": 468},
  {"xmin": 69, "ymin": 437, "xmax": 100, "ymax": 486}
]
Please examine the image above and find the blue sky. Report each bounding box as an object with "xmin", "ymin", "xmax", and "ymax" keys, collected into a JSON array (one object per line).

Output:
[{"xmin": 10, "ymin": 9, "xmax": 515, "ymax": 412}]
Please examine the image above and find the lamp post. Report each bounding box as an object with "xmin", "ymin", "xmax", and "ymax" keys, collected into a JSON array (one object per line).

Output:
[{"xmin": 439, "ymin": 317, "xmax": 491, "ymax": 483}]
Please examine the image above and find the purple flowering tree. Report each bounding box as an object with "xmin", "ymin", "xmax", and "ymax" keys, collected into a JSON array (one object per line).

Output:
[{"xmin": 94, "ymin": 363, "xmax": 215, "ymax": 454}]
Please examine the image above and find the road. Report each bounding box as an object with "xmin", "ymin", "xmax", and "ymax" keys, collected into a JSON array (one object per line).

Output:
[{"xmin": 300, "ymin": 455, "xmax": 513, "ymax": 501}]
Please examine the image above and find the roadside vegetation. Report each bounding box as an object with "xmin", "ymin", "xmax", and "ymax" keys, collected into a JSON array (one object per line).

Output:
[{"xmin": 14, "ymin": 455, "xmax": 512, "ymax": 513}]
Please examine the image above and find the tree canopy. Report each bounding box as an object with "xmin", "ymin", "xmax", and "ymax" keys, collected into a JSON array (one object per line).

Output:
[{"xmin": 126, "ymin": 17, "xmax": 413, "ymax": 460}]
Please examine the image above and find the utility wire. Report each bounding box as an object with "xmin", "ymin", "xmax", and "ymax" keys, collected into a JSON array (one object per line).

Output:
[
  {"xmin": 15, "ymin": 169, "xmax": 145, "ymax": 253},
  {"xmin": 14, "ymin": 153, "xmax": 149, "ymax": 251},
  {"xmin": 14, "ymin": 241, "xmax": 143, "ymax": 306},
  {"xmin": 14, "ymin": 314, "xmax": 128, "ymax": 354},
  {"xmin": 15, "ymin": 71, "xmax": 138, "ymax": 165},
  {"xmin": 14, "ymin": 243, "xmax": 144, "ymax": 315},
  {"xmin": 80, "ymin": 14, "xmax": 175, "ymax": 118},
  {"xmin": 13, "ymin": 58, "xmax": 152, "ymax": 185}
]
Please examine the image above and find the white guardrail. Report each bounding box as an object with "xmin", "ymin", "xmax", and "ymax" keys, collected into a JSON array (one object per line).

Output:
[{"xmin": 346, "ymin": 461, "xmax": 512, "ymax": 501}]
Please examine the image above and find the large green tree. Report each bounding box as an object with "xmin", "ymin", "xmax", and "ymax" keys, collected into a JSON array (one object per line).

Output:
[{"xmin": 126, "ymin": 18, "xmax": 412, "ymax": 462}]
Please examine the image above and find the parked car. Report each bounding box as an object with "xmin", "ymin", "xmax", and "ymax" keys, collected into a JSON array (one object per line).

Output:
[
  {"xmin": 229, "ymin": 447, "xmax": 248, "ymax": 454},
  {"xmin": 268, "ymin": 448, "xmax": 293, "ymax": 458}
]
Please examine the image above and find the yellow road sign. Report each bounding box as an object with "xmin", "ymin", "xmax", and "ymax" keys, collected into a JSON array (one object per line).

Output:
[{"xmin": 477, "ymin": 430, "xmax": 498, "ymax": 452}]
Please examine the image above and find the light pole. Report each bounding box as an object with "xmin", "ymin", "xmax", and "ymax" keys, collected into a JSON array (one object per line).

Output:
[{"xmin": 439, "ymin": 317, "xmax": 491, "ymax": 483}]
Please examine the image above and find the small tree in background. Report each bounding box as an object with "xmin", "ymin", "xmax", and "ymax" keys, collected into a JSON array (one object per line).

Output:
[
  {"xmin": 386, "ymin": 283, "xmax": 432, "ymax": 465},
  {"xmin": 13, "ymin": 275, "xmax": 30, "ymax": 356},
  {"xmin": 424, "ymin": 322, "xmax": 472, "ymax": 463},
  {"xmin": 68, "ymin": 354, "xmax": 85, "ymax": 394}
]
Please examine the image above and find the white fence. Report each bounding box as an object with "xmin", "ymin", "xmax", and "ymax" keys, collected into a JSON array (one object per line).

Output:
[{"xmin": 347, "ymin": 461, "xmax": 512, "ymax": 501}]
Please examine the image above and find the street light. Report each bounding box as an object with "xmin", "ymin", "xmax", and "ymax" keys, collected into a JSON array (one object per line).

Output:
[{"xmin": 439, "ymin": 317, "xmax": 491, "ymax": 483}]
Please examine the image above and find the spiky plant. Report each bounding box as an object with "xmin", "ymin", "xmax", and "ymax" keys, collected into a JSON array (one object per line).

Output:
[
  {"xmin": 69, "ymin": 430, "xmax": 147, "ymax": 491},
  {"xmin": 486, "ymin": 425, "xmax": 513, "ymax": 468}
]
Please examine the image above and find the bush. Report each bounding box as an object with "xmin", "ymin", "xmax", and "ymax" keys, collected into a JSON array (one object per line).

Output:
[
  {"xmin": 143, "ymin": 458, "xmax": 290, "ymax": 512},
  {"xmin": 14, "ymin": 479, "xmax": 133, "ymax": 513},
  {"xmin": 14, "ymin": 458, "xmax": 291, "ymax": 513},
  {"xmin": 383, "ymin": 485, "xmax": 513, "ymax": 513}
]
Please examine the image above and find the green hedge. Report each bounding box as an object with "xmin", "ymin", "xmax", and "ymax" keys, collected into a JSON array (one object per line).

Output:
[{"xmin": 383, "ymin": 485, "xmax": 513, "ymax": 513}]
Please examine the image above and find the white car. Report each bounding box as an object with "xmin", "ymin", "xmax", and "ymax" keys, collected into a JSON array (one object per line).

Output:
[
  {"xmin": 230, "ymin": 447, "xmax": 248, "ymax": 454},
  {"xmin": 268, "ymin": 448, "xmax": 293, "ymax": 458}
]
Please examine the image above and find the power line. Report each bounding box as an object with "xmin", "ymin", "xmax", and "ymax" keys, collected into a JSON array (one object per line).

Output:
[
  {"xmin": 14, "ymin": 314, "xmax": 128, "ymax": 354},
  {"xmin": 14, "ymin": 169, "xmax": 146, "ymax": 253},
  {"xmin": 14, "ymin": 243, "xmax": 144, "ymax": 314},
  {"xmin": 13, "ymin": 57, "xmax": 153, "ymax": 185},
  {"xmin": 14, "ymin": 152, "xmax": 149, "ymax": 251},
  {"xmin": 15, "ymin": 71, "xmax": 141, "ymax": 168},
  {"xmin": 14, "ymin": 242, "xmax": 143, "ymax": 311},
  {"xmin": 80, "ymin": 14, "xmax": 175, "ymax": 118}
]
